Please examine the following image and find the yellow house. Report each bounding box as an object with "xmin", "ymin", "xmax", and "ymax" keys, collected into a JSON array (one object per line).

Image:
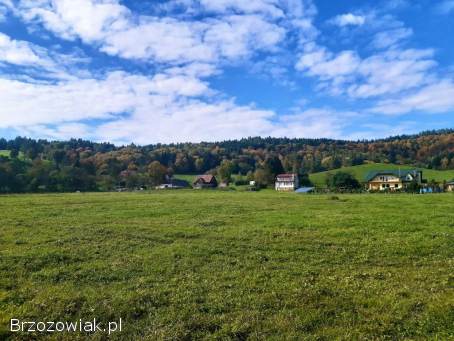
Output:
[{"xmin": 365, "ymin": 170, "xmax": 423, "ymax": 191}]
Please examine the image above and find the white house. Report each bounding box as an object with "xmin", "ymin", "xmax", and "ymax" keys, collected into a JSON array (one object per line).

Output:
[{"xmin": 275, "ymin": 174, "xmax": 299, "ymax": 191}]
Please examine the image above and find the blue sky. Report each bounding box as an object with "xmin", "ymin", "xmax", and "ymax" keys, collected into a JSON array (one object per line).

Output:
[{"xmin": 0, "ymin": 0, "xmax": 453, "ymax": 144}]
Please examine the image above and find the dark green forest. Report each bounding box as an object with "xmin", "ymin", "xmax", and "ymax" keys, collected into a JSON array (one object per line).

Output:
[{"xmin": 1, "ymin": 129, "xmax": 454, "ymax": 193}]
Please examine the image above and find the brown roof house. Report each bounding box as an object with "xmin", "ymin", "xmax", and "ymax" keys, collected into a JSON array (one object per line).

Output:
[
  {"xmin": 193, "ymin": 175, "xmax": 218, "ymax": 189},
  {"xmin": 275, "ymin": 174, "xmax": 299, "ymax": 192}
]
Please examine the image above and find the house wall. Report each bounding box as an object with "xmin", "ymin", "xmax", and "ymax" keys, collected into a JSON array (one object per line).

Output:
[
  {"xmin": 193, "ymin": 181, "xmax": 217, "ymax": 189},
  {"xmin": 368, "ymin": 181, "xmax": 403, "ymax": 191},
  {"xmin": 371, "ymin": 175, "xmax": 400, "ymax": 183},
  {"xmin": 275, "ymin": 181, "xmax": 296, "ymax": 191}
]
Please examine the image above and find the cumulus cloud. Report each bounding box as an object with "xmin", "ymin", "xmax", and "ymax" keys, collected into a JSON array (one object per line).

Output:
[{"xmin": 330, "ymin": 13, "xmax": 365, "ymax": 27}]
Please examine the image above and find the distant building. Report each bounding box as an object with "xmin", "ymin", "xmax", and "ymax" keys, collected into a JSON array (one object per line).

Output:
[
  {"xmin": 365, "ymin": 170, "xmax": 423, "ymax": 191},
  {"xmin": 156, "ymin": 176, "xmax": 190, "ymax": 190},
  {"xmin": 193, "ymin": 175, "xmax": 218, "ymax": 189},
  {"xmin": 446, "ymin": 181, "xmax": 454, "ymax": 192},
  {"xmin": 275, "ymin": 174, "xmax": 299, "ymax": 191}
]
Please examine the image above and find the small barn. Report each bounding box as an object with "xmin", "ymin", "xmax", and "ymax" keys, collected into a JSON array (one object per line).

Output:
[{"xmin": 193, "ymin": 175, "xmax": 218, "ymax": 189}]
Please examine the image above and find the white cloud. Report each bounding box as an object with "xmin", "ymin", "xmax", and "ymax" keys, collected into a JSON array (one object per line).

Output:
[
  {"xmin": 0, "ymin": 32, "xmax": 91, "ymax": 81},
  {"xmin": 371, "ymin": 27, "xmax": 413, "ymax": 49},
  {"xmin": 0, "ymin": 72, "xmax": 136, "ymax": 127},
  {"xmin": 330, "ymin": 13, "xmax": 365, "ymax": 27},
  {"xmin": 0, "ymin": 70, "xmax": 215, "ymax": 127},
  {"xmin": 18, "ymin": 123, "xmax": 94, "ymax": 141},
  {"xmin": 296, "ymin": 46, "xmax": 360, "ymax": 79},
  {"xmin": 372, "ymin": 80, "xmax": 454, "ymax": 115},
  {"xmin": 101, "ymin": 17, "xmax": 214, "ymax": 63},
  {"xmin": 203, "ymin": 15, "xmax": 285, "ymax": 59},
  {"xmin": 297, "ymin": 43, "xmax": 437, "ymax": 99},
  {"xmin": 100, "ymin": 14, "xmax": 285, "ymax": 63},
  {"xmin": 11, "ymin": 0, "xmax": 316, "ymax": 67},
  {"xmin": 18, "ymin": 0, "xmax": 129, "ymax": 42},
  {"xmin": 347, "ymin": 49, "xmax": 436, "ymax": 98},
  {"xmin": 0, "ymin": 68, "xmax": 352, "ymax": 143},
  {"xmin": 0, "ymin": 32, "xmax": 47, "ymax": 66}
]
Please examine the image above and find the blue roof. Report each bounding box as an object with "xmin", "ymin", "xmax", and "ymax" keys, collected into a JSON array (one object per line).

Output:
[{"xmin": 295, "ymin": 187, "xmax": 315, "ymax": 193}]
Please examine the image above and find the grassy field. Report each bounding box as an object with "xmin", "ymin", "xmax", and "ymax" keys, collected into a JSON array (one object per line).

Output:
[
  {"xmin": 0, "ymin": 191, "xmax": 453, "ymax": 340},
  {"xmin": 0, "ymin": 150, "xmax": 11, "ymax": 158},
  {"xmin": 310, "ymin": 163, "xmax": 454, "ymax": 186},
  {"xmin": 0, "ymin": 150, "xmax": 26, "ymax": 160},
  {"xmin": 174, "ymin": 174, "xmax": 196, "ymax": 184}
]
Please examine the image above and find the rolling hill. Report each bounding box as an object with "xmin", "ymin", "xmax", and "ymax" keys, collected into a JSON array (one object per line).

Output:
[{"xmin": 309, "ymin": 163, "xmax": 454, "ymax": 187}]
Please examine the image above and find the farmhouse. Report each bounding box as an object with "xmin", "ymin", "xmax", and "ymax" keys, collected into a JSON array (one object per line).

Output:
[
  {"xmin": 275, "ymin": 173, "xmax": 299, "ymax": 191},
  {"xmin": 365, "ymin": 170, "xmax": 423, "ymax": 191},
  {"xmin": 193, "ymin": 175, "xmax": 218, "ymax": 189},
  {"xmin": 447, "ymin": 181, "xmax": 454, "ymax": 192}
]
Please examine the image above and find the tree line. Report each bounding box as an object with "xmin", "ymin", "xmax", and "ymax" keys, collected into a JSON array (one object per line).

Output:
[{"xmin": 0, "ymin": 129, "xmax": 454, "ymax": 193}]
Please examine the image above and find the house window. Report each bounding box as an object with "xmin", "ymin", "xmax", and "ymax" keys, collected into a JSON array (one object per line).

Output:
[{"xmin": 395, "ymin": 184, "xmax": 398, "ymax": 188}]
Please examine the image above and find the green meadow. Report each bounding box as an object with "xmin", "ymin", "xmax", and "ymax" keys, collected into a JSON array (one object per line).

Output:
[
  {"xmin": 0, "ymin": 150, "xmax": 11, "ymax": 158},
  {"xmin": 0, "ymin": 191, "xmax": 453, "ymax": 340},
  {"xmin": 309, "ymin": 163, "xmax": 454, "ymax": 187}
]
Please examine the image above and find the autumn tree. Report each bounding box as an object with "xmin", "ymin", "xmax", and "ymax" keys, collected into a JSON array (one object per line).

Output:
[
  {"xmin": 217, "ymin": 160, "xmax": 235, "ymax": 183},
  {"xmin": 148, "ymin": 161, "xmax": 167, "ymax": 186}
]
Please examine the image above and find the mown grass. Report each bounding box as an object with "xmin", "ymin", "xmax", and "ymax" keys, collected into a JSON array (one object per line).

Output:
[
  {"xmin": 0, "ymin": 191, "xmax": 453, "ymax": 340},
  {"xmin": 310, "ymin": 163, "xmax": 454, "ymax": 186}
]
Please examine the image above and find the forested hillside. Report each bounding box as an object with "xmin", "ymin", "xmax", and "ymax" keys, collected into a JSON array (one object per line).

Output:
[{"xmin": 1, "ymin": 129, "xmax": 454, "ymax": 193}]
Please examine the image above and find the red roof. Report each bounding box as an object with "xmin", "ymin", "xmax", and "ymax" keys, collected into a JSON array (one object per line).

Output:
[
  {"xmin": 194, "ymin": 174, "xmax": 216, "ymax": 184},
  {"xmin": 276, "ymin": 173, "xmax": 297, "ymax": 180}
]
